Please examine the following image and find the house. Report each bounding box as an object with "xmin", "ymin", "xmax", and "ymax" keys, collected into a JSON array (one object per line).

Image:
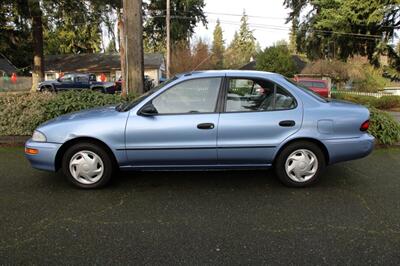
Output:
[
  {"xmin": 44, "ymin": 53, "xmax": 165, "ymax": 85},
  {"xmin": 0, "ymin": 54, "xmax": 18, "ymax": 76}
]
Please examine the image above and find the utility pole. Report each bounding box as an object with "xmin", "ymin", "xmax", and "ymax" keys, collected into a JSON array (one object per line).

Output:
[
  {"xmin": 123, "ymin": 0, "xmax": 144, "ymax": 94},
  {"xmin": 118, "ymin": 8, "xmax": 126, "ymax": 97},
  {"xmin": 166, "ymin": 0, "xmax": 171, "ymax": 78}
]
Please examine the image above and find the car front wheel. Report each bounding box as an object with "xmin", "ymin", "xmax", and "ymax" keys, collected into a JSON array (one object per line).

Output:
[
  {"xmin": 274, "ymin": 141, "xmax": 326, "ymax": 187},
  {"xmin": 61, "ymin": 143, "xmax": 114, "ymax": 189}
]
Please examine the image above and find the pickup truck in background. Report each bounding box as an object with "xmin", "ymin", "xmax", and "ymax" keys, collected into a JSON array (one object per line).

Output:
[
  {"xmin": 37, "ymin": 73, "xmax": 116, "ymax": 94},
  {"xmin": 294, "ymin": 78, "xmax": 330, "ymax": 98},
  {"xmin": 114, "ymin": 75, "xmax": 155, "ymax": 93}
]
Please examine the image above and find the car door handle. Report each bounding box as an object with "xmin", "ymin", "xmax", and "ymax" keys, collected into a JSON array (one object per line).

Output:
[
  {"xmin": 197, "ymin": 123, "xmax": 215, "ymax": 130},
  {"xmin": 279, "ymin": 120, "xmax": 296, "ymax": 127}
]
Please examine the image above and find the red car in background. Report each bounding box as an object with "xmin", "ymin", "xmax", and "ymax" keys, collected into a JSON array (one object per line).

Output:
[{"xmin": 294, "ymin": 78, "xmax": 330, "ymax": 98}]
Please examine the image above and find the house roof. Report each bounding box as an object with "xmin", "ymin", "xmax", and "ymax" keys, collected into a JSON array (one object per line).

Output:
[
  {"xmin": 239, "ymin": 60, "xmax": 257, "ymax": 70},
  {"xmin": 44, "ymin": 53, "xmax": 164, "ymax": 72},
  {"xmin": 0, "ymin": 54, "xmax": 18, "ymax": 75}
]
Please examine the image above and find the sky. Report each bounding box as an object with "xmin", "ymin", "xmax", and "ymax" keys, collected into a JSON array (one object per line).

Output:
[{"xmin": 193, "ymin": 0, "xmax": 291, "ymax": 49}]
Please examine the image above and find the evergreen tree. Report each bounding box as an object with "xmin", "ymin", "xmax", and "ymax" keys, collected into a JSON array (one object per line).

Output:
[
  {"xmin": 284, "ymin": 0, "xmax": 400, "ymax": 65},
  {"xmin": 211, "ymin": 19, "xmax": 224, "ymax": 69},
  {"xmin": 224, "ymin": 11, "xmax": 257, "ymax": 69}
]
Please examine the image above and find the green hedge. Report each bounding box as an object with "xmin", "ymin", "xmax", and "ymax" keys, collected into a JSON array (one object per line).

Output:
[
  {"xmin": 369, "ymin": 108, "xmax": 400, "ymax": 145},
  {"xmin": 332, "ymin": 93, "xmax": 400, "ymax": 110},
  {"xmin": 0, "ymin": 91, "xmax": 125, "ymax": 136}
]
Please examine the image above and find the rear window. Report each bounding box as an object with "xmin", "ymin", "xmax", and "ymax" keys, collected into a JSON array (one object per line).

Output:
[
  {"xmin": 312, "ymin": 82, "xmax": 326, "ymax": 88},
  {"xmin": 286, "ymin": 78, "xmax": 328, "ymax": 102},
  {"xmin": 299, "ymin": 81, "xmax": 313, "ymax": 87},
  {"xmin": 299, "ymin": 80, "xmax": 326, "ymax": 88}
]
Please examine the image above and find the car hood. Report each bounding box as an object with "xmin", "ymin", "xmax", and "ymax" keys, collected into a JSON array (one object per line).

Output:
[
  {"xmin": 40, "ymin": 105, "xmax": 119, "ymax": 127},
  {"xmin": 39, "ymin": 80, "xmax": 59, "ymax": 85}
]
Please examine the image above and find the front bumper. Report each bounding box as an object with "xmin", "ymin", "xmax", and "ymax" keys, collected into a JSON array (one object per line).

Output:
[
  {"xmin": 323, "ymin": 134, "xmax": 375, "ymax": 164},
  {"xmin": 25, "ymin": 139, "xmax": 62, "ymax": 171}
]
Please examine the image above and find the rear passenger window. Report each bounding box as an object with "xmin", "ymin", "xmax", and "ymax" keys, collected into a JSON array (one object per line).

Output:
[{"xmin": 225, "ymin": 78, "xmax": 296, "ymax": 112}]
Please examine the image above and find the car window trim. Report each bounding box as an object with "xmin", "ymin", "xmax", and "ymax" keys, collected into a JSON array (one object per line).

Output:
[
  {"xmin": 221, "ymin": 77, "xmax": 298, "ymax": 114},
  {"xmin": 137, "ymin": 76, "xmax": 224, "ymax": 116}
]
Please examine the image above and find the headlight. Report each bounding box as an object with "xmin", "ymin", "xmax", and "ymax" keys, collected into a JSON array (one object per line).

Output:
[{"xmin": 32, "ymin": 130, "xmax": 47, "ymax": 142}]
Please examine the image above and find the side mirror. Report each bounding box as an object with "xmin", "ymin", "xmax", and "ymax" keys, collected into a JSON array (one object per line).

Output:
[{"xmin": 140, "ymin": 103, "xmax": 158, "ymax": 116}]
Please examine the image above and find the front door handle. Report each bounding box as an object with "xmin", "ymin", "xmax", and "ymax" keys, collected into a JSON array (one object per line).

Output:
[
  {"xmin": 279, "ymin": 120, "xmax": 295, "ymax": 127},
  {"xmin": 197, "ymin": 123, "xmax": 215, "ymax": 130}
]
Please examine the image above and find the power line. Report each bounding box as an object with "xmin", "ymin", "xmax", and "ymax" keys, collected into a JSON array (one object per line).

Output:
[
  {"xmin": 205, "ymin": 11, "xmax": 286, "ymax": 20},
  {"xmin": 150, "ymin": 9, "xmax": 400, "ymax": 29},
  {"xmin": 153, "ymin": 16, "xmax": 385, "ymax": 40}
]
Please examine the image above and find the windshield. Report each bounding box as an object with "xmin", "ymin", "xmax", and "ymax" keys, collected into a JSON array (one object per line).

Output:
[
  {"xmin": 285, "ymin": 78, "xmax": 328, "ymax": 102},
  {"xmin": 116, "ymin": 77, "xmax": 178, "ymax": 112}
]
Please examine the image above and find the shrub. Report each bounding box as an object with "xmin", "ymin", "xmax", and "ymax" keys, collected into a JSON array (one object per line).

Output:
[
  {"xmin": 368, "ymin": 108, "xmax": 400, "ymax": 145},
  {"xmin": 332, "ymin": 93, "xmax": 400, "ymax": 110},
  {"xmin": 373, "ymin": 96, "xmax": 400, "ymax": 110},
  {"xmin": 351, "ymin": 64, "xmax": 388, "ymax": 92},
  {"xmin": 301, "ymin": 59, "xmax": 349, "ymax": 81},
  {"xmin": 302, "ymin": 57, "xmax": 389, "ymax": 92},
  {"xmin": 42, "ymin": 90, "xmax": 123, "ymax": 120},
  {"xmin": 332, "ymin": 93, "xmax": 379, "ymax": 107},
  {"xmin": 0, "ymin": 91, "xmax": 126, "ymax": 136}
]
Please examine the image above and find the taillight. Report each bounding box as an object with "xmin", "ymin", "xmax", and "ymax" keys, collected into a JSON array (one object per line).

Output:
[{"xmin": 360, "ymin": 120, "xmax": 369, "ymax": 131}]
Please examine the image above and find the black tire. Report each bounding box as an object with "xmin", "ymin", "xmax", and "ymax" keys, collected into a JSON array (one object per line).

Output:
[
  {"xmin": 40, "ymin": 86, "xmax": 54, "ymax": 93},
  {"xmin": 92, "ymin": 87, "xmax": 105, "ymax": 93},
  {"xmin": 274, "ymin": 141, "xmax": 326, "ymax": 187},
  {"xmin": 61, "ymin": 142, "xmax": 114, "ymax": 189}
]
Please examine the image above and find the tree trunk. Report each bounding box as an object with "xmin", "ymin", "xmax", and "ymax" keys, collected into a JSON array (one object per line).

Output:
[
  {"xmin": 118, "ymin": 9, "xmax": 127, "ymax": 97},
  {"xmin": 30, "ymin": 1, "xmax": 44, "ymax": 92},
  {"xmin": 123, "ymin": 0, "xmax": 144, "ymax": 95}
]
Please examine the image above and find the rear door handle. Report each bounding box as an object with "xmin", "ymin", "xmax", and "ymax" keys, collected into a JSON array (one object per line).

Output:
[
  {"xmin": 197, "ymin": 123, "xmax": 215, "ymax": 130},
  {"xmin": 279, "ymin": 120, "xmax": 295, "ymax": 127}
]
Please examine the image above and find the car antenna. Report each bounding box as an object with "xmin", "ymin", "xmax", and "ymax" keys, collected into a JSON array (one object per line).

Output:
[{"xmin": 191, "ymin": 52, "xmax": 214, "ymax": 74}]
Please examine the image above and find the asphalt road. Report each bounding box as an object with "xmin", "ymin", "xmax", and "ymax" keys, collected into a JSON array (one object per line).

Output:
[{"xmin": 0, "ymin": 147, "xmax": 400, "ymax": 265}]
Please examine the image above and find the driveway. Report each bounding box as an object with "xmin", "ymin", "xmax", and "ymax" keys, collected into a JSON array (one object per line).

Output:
[{"xmin": 0, "ymin": 147, "xmax": 399, "ymax": 265}]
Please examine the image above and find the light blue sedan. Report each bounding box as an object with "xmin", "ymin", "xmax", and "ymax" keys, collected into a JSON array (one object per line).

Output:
[{"xmin": 25, "ymin": 71, "xmax": 374, "ymax": 188}]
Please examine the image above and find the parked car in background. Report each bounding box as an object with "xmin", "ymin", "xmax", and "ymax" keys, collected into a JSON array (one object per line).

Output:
[
  {"xmin": 115, "ymin": 75, "xmax": 155, "ymax": 93},
  {"xmin": 37, "ymin": 73, "xmax": 116, "ymax": 94},
  {"xmin": 294, "ymin": 78, "xmax": 330, "ymax": 97},
  {"xmin": 25, "ymin": 70, "xmax": 374, "ymax": 189}
]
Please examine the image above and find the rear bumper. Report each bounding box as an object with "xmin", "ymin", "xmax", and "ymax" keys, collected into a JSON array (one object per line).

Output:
[
  {"xmin": 25, "ymin": 139, "xmax": 61, "ymax": 172},
  {"xmin": 323, "ymin": 134, "xmax": 375, "ymax": 164}
]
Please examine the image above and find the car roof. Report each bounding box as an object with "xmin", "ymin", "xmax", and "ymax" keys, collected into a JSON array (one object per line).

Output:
[
  {"xmin": 297, "ymin": 78, "xmax": 327, "ymax": 83},
  {"xmin": 175, "ymin": 70, "xmax": 282, "ymax": 80}
]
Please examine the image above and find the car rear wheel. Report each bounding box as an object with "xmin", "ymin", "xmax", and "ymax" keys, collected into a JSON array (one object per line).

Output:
[
  {"xmin": 61, "ymin": 143, "xmax": 114, "ymax": 189},
  {"xmin": 274, "ymin": 141, "xmax": 325, "ymax": 187}
]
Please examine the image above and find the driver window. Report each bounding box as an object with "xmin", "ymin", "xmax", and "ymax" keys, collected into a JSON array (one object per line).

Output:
[{"xmin": 152, "ymin": 78, "xmax": 221, "ymax": 114}]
